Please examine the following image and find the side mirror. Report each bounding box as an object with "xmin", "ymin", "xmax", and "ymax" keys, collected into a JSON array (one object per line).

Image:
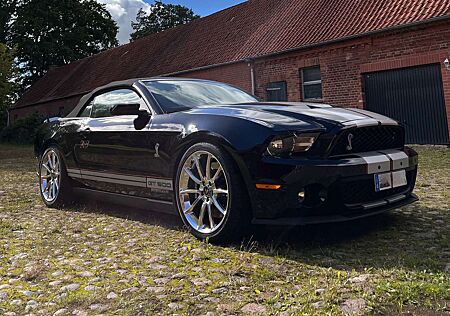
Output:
[
  {"xmin": 134, "ymin": 110, "xmax": 151, "ymax": 130},
  {"xmin": 110, "ymin": 103, "xmax": 141, "ymax": 116}
]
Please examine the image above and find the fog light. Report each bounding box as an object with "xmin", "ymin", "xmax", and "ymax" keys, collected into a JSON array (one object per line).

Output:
[{"xmin": 298, "ymin": 190, "xmax": 305, "ymax": 202}]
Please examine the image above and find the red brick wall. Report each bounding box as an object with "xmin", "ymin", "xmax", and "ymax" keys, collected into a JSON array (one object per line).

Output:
[{"xmin": 253, "ymin": 20, "xmax": 450, "ymax": 138}]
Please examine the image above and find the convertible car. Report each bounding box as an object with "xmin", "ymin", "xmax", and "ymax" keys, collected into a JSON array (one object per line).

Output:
[{"xmin": 35, "ymin": 78, "xmax": 418, "ymax": 242}]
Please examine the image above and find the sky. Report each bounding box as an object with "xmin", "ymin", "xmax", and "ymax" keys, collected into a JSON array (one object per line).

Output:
[{"xmin": 96, "ymin": 0, "xmax": 245, "ymax": 44}]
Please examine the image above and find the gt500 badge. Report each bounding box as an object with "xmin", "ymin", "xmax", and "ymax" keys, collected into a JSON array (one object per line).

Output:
[{"xmin": 146, "ymin": 178, "xmax": 173, "ymax": 191}]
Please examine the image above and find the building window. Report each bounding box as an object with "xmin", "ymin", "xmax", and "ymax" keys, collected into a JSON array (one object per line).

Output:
[
  {"xmin": 266, "ymin": 81, "xmax": 287, "ymax": 102},
  {"xmin": 301, "ymin": 66, "xmax": 322, "ymax": 100}
]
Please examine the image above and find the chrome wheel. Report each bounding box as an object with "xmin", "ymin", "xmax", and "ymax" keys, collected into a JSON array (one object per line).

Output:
[
  {"xmin": 179, "ymin": 151, "xmax": 230, "ymax": 234},
  {"xmin": 40, "ymin": 149, "xmax": 61, "ymax": 203}
]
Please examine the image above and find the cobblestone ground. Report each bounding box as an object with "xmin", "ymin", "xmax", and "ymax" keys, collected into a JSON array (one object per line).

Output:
[{"xmin": 0, "ymin": 144, "xmax": 448, "ymax": 316}]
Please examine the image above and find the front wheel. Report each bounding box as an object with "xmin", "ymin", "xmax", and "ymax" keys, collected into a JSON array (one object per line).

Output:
[
  {"xmin": 39, "ymin": 146, "xmax": 73, "ymax": 208},
  {"xmin": 175, "ymin": 143, "xmax": 250, "ymax": 243}
]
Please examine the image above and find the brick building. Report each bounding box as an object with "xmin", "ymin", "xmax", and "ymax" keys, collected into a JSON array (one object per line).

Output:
[{"xmin": 10, "ymin": 0, "xmax": 450, "ymax": 144}]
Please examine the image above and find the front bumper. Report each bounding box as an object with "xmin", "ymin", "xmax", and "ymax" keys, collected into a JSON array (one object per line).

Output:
[{"xmin": 250, "ymin": 147, "xmax": 418, "ymax": 224}]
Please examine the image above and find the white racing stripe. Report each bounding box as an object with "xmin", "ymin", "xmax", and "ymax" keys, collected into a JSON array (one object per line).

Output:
[
  {"xmin": 379, "ymin": 149, "xmax": 409, "ymax": 170},
  {"xmin": 346, "ymin": 108, "xmax": 399, "ymax": 126},
  {"xmin": 357, "ymin": 152, "xmax": 391, "ymax": 174},
  {"xmin": 81, "ymin": 169, "xmax": 147, "ymax": 183},
  {"xmin": 357, "ymin": 149, "xmax": 413, "ymax": 174},
  {"xmin": 341, "ymin": 119, "xmax": 379, "ymax": 127},
  {"xmin": 67, "ymin": 168, "xmax": 82, "ymax": 179}
]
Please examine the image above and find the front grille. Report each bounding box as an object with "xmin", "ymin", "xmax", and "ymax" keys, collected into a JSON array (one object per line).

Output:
[
  {"xmin": 329, "ymin": 125, "xmax": 404, "ymax": 156},
  {"xmin": 331, "ymin": 169, "xmax": 416, "ymax": 205}
]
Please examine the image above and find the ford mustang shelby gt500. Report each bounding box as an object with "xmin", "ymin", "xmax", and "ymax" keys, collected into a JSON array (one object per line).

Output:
[{"xmin": 35, "ymin": 78, "xmax": 418, "ymax": 242}]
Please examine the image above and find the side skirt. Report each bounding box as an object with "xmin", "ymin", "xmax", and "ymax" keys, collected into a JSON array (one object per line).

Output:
[{"xmin": 73, "ymin": 187, "xmax": 176, "ymax": 215}]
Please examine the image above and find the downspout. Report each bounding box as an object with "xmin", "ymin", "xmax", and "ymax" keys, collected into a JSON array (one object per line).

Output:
[
  {"xmin": 6, "ymin": 108, "xmax": 10, "ymax": 127},
  {"xmin": 245, "ymin": 58, "xmax": 256, "ymax": 95}
]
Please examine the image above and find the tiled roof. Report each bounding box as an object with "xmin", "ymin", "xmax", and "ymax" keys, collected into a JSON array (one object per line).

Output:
[{"xmin": 14, "ymin": 0, "xmax": 450, "ymax": 108}]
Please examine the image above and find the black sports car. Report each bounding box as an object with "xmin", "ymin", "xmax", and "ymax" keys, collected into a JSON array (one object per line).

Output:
[{"xmin": 35, "ymin": 78, "xmax": 418, "ymax": 242}]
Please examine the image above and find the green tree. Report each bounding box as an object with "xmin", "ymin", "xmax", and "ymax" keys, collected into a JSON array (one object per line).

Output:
[
  {"xmin": 11, "ymin": 0, "xmax": 119, "ymax": 87},
  {"xmin": 131, "ymin": 0, "xmax": 199, "ymax": 41},
  {"xmin": 0, "ymin": 0, "xmax": 19, "ymax": 43},
  {"xmin": 0, "ymin": 43, "xmax": 17, "ymax": 129}
]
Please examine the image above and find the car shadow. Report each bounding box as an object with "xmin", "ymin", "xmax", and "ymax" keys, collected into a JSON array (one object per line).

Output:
[
  {"xmin": 64, "ymin": 196, "xmax": 184, "ymax": 230},
  {"xmin": 62, "ymin": 198, "xmax": 448, "ymax": 273},
  {"xmin": 248, "ymin": 206, "xmax": 448, "ymax": 273}
]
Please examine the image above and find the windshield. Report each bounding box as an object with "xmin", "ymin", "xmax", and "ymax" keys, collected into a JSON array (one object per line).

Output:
[{"xmin": 143, "ymin": 80, "xmax": 258, "ymax": 112}]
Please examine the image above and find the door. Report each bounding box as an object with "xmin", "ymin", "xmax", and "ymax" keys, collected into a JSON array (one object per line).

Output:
[
  {"xmin": 364, "ymin": 64, "xmax": 449, "ymax": 144},
  {"xmin": 74, "ymin": 88, "xmax": 160, "ymax": 197}
]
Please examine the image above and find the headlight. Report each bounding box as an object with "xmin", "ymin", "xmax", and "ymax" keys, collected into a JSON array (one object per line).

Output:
[{"xmin": 267, "ymin": 133, "xmax": 319, "ymax": 156}]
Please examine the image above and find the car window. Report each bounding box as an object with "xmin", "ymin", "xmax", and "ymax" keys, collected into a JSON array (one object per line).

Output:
[
  {"xmin": 79, "ymin": 102, "xmax": 93, "ymax": 118},
  {"xmin": 84, "ymin": 89, "xmax": 147, "ymax": 118},
  {"xmin": 143, "ymin": 80, "xmax": 258, "ymax": 113}
]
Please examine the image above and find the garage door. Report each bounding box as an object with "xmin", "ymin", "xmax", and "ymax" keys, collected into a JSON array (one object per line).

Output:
[{"xmin": 364, "ymin": 64, "xmax": 449, "ymax": 144}]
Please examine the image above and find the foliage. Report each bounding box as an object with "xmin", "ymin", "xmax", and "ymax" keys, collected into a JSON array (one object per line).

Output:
[
  {"xmin": 10, "ymin": 0, "xmax": 119, "ymax": 87},
  {"xmin": 0, "ymin": 0, "xmax": 19, "ymax": 43},
  {"xmin": 131, "ymin": 0, "xmax": 199, "ymax": 41},
  {"xmin": 0, "ymin": 43, "xmax": 18, "ymax": 130},
  {"xmin": 0, "ymin": 113, "xmax": 43, "ymax": 144}
]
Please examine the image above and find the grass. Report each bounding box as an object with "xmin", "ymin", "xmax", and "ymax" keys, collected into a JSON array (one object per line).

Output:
[{"xmin": 0, "ymin": 144, "xmax": 448, "ymax": 315}]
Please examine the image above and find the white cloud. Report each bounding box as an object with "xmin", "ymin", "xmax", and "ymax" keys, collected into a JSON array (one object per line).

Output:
[{"xmin": 96, "ymin": 0, "xmax": 152, "ymax": 44}]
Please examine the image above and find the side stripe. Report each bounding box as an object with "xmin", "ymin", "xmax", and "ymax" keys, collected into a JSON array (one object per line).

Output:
[
  {"xmin": 82, "ymin": 174, "xmax": 148, "ymax": 188},
  {"xmin": 66, "ymin": 168, "xmax": 173, "ymax": 190},
  {"xmin": 67, "ymin": 173, "xmax": 83, "ymax": 179},
  {"xmin": 67, "ymin": 168, "xmax": 81, "ymax": 176},
  {"xmin": 81, "ymin": 169, "xmax": 147, "ymax": 183}
]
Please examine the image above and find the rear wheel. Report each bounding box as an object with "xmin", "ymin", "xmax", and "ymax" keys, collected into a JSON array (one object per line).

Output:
[
  {"xmin": 175, "ymin": 143, "xmax": 250, "ymax": 243},
  {"xmin": 39, "ymin": 146, "xmax": 73, "ymax": 208}
]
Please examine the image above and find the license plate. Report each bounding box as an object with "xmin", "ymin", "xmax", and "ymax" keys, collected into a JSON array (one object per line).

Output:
[
  {"xmin": 374, "ymin": 170, "xmax": 407, "ymax": 192},
  {"xmin": 392, "ymin": 170, "xmax": 407, "ymax": 188}
]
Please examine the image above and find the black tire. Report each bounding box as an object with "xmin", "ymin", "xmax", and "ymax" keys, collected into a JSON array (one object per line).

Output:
[
  {"xmin": 38, "ymin": 146, "xmax": 74, "ymax": 208},
  {"xmin": 175, "ymin": 142, "xmax": 250, "ymax": 243}
]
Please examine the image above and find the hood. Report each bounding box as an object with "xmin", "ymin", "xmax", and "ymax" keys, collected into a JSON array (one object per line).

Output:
[{"xmin": 187, "ymin": 102, "xmax": 398, "ymax": 131}]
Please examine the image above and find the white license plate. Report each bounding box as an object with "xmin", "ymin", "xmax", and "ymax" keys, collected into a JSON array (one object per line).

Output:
[{"xmin": 374, "ymin": 170, "xmax": 407, "ymax": 192}]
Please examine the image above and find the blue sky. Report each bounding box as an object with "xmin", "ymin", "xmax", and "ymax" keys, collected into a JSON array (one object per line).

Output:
[
  {"xmin": 159, "ymin": 1, "xmax": 244, "ymax": 17},
  {"xmin": 96, "ymin": 0, "xmax": 245, "ymax": 44}
]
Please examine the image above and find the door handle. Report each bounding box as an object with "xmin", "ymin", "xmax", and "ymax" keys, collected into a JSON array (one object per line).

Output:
[
  {"xmin": 80, "ymin": 127, "xmax": 91, "ymax": 134},
  {"xmin": 80, "ymin": 127, "xmax": 91, "ymax": 141}
]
